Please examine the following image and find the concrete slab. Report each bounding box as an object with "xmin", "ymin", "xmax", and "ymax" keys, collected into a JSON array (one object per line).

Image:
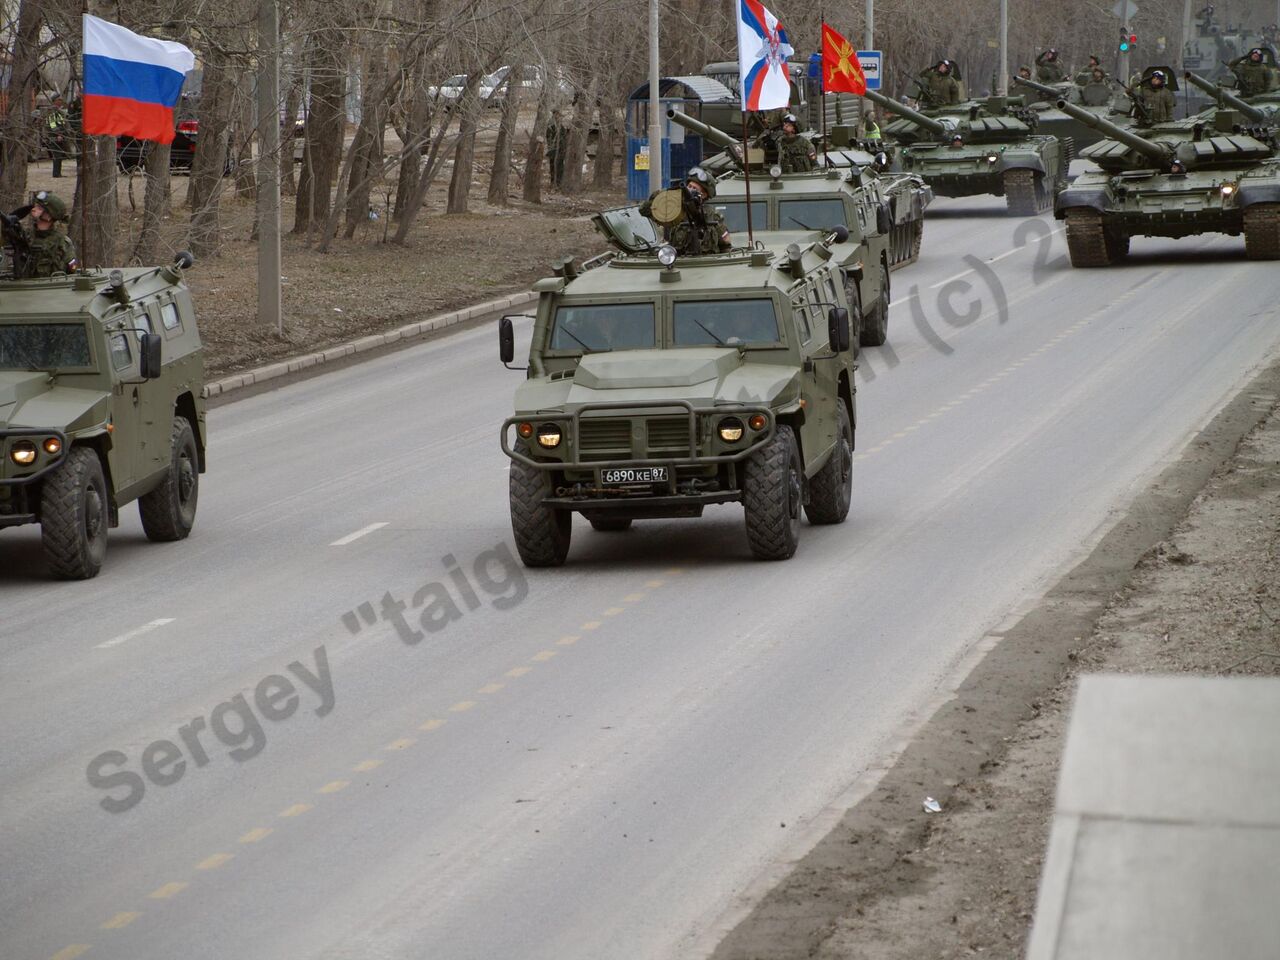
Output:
[{"xmin": 1027, "ymin": 675, "xmax": 1280, "ymax": 960}]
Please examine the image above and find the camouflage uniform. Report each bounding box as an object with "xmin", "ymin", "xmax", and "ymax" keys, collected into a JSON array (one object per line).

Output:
[
  {"xmin": 639, "ymin": 185, "xmax": 731, "ymax": 256},
  {"xmin": 921, "ymin": 68, "xmax": 961, "ymax": 105},
  {"xmin": 777, "ymin": 133, "xmax": 815, "ymax": 173},
  {"xmin": 1136, "ymin": 83, "xmax": 1175, "ymax": 123},
  {"xmin": 1035, "ymin": 51, "xmax": 1066, "ymax": 83},
  {"xmin": 1229, "ymin": 53, "xmax": 1274, "ymax": 97},
  {"xmin": 8, "ymin": 193, "xmax": 77, "ymax": 278}
]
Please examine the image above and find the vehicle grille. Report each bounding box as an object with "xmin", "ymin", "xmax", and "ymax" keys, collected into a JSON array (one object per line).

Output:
[
  {"xmin": 579, "ymin": 418, "xmax": 631, "ymax": 461},
  {"xmin": 646, "ymin": 416, "xmax": 693, "ymax": 453}
]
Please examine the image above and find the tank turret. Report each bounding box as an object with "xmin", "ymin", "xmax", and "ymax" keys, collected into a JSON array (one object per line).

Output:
[
  {"xmin": 1054, "ymin": 98, "xmax": 1172, "ymax": 166},
  {"xmin": 861, "ymin": 89, "xmax": 949, "ymax": 137},
  {"xmin": 1183, "ymin": 71, "xmax": 1271, "ymax": 123}
]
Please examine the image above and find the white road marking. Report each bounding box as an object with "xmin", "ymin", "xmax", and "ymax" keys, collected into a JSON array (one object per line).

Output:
[
  {"xmin": 330, "ymin": 522, "xmax": 388, "ymax": 546},
  {"xmin": 928, "ymin": 227, "xmax": 1067, "ymax": 289},
  {"xmin": 96, "ymin": 618, "xmax": 176, "ymax": 649}
]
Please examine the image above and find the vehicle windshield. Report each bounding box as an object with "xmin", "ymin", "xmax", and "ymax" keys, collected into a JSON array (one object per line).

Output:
[
  {"xmin": 778, "ymin": 198, "xmax": 847, "ymax": 231},
  {"xmin": 0, "ymin": 323, "xmax": 92, "ymax": 370},
  {"xmin": 673, "ymin": 299, "xmax": 781, "ymax": 346},
  {"xmin": 550, "ymin": 303, "xmax": 656, "ymax": 352},
  {"xmin": 715, "ymin": 201, "xmax": 767, "ymax": 233}
]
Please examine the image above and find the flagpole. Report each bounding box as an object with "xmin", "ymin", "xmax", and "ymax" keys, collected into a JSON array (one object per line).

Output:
[
  {"xmin": 78, "ymin": 3, "xmax": 87, "ymax": 262},
  {"xmin": 740, "ymin": 112, "xmax": 754, "ymax": 246},
  {"xmin": 820, "ymin": 13, "xmax": 829, "ymax": 168}
]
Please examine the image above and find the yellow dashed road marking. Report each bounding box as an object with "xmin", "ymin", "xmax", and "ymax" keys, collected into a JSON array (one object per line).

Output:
[
  {"xmin": 419, "ymin": 718, "xmax": 447, "ymax": 731},
  {"xmin": 556, "ymin": 635, "xmax": 580, "ymax": 646},
  {"xmin": 478, "ymin": 683, "xmax": 505, "ymax": 694},
  {"xmin": 353, "ymin": 759, "xmax": 383, "ymax": 772},
  {"xmin": 101, "ymin": 912, "xmax": 140, "ymax": 930},
  {"xmin": 196, "ymin": 853, "xmax": 233, "ymax": 871},
  {"xmin": 148, "ymin": 882, "xmax": 188, "ymax": 899},
  {"xmin": 450, "ymin": 700, "xmax": 477, "ymax": 713},
  {"xmin": 384, "ymin": 738, "xmax": 415, "ymax": 751},
  {"xmin": 238, "ymin": 827, "xmax": 272, "ymax": 843},
  {"xmin": 504, "ymin": 666, "xmax": 532, "ymax": 678},
  {"xmin": 664, "ymin": 567, "xmax": 685, "ymax": 575},
  {"xmin": 531, "ymin": 650, "xmax": 557, "ymax": 662},
  {"xmin": 602, "ymin": 607, "xmax": 625, "ymax": 617},
  {"xmin": 580, "ymin": 620, "xmax": 603, "ymax": 631},
  {"xmin": 318, "ymin": 780, "xmax": 350, "ymax": 794},
  {"xmin": 645, "ymin": 579, "xmax": 665, "ymax": 588},
  {"xmin": 279, "ymin": 803, "xmax": 312, "ymax": 818},
  {"xmin": 623, "ymin": 593, "xmax": 647, "ymax": 602},
  {"xmin": 49, "ymin": 946, "xmax": 90, "ymax": 960}
]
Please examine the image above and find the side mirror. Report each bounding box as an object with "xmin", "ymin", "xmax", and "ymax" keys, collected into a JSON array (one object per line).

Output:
[
  {"xmin": 140, "ymin": 333, "xmax": 163, "ymax": 379},
  {"xmin": 829, "ymin": 224, "xmax": 849, "ymax": 244},
  {"xmin": 498, "ymin": 316, "xmax": 515, "ymax": 365},
  {"xmin": 827, "ymin": 307, "xmax": 851, "ymax": 353},
  {"xmin": 173, "ymin": 250, "xmax": 195, "ymax": 270},
  {"xmin": 876, "ymin": 202, "xmax": 893, "ymax": 235}
]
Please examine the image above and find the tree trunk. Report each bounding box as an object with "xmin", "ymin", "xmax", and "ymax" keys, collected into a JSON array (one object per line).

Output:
[
  {"xmin": 487, "ymin": 64, "xmax": 522, "ymax": 205},
  {"xmin": 233, "ymin": 73, "xmax": 257, "ymax": 200},
  {"xmin": 186, "ymin": 50, "xmax": 236, "ymax": 258},
  {"xmin": 0, "ymin": 0, "xmax": 42, "ymax": 211},
  {"xmin": 78, "ymin": 135, "xmax": 118, "ymax": 267},
  {"xmin": 131, "ymin": 142, "xmax": 171, "ymax": 264},
  {"xmin": 523, "ymin": 92, "xmax": 551, "ymax": 204},
  {"xmin": 446, "ymin": 98, "xmax": 479, "ymax": 215},
  {"xmin": 593, "ymin": 105, "xmax": 617, "ymax": 189},
  {"xmin": 391, "ymin": 115, "xmax": 457, "ymax": 244},
  {"xmin": 281, "ymin": 78, "xmax": 301, "ymax": 196},
  {"xmin": 292, "ymin": 37, "xmax": 346, "ymax": 239},
  {"xmin": 392, "ymin": 68, "xmax": 434, "ymax": 220},
  {"xmin": 339, "ymin": 53, "xmax": 393, "ymax": 241}
]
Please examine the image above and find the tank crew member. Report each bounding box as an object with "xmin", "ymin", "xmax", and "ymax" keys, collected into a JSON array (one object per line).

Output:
[
  {"xmin": 920, "ymin": 60, "xmax": 962, "ymax": 105},
  {"xmin": 639, "ymin": 167, "xmax": 731, "ymax": 256},
  {"xmin": 777, "ymin": 113, "xmax": 816, "ymax": 172},
  {"xmin": 1035, "ymin": 48, "xmax": 1066, "ymax": 83},
  {"xmin": 1016, "ymin": 65, "xmax": 1033, "ymax": 81},
  {"xmin": 1080, "ymin": 67, "xmax": 1113, "ymax": 105},
  {"xmin": 1075, "ymin": 55, "xmax": 1104, "ymax": 84},
  {"xmin": 1134, "ymin": 69, "xmax": 1176, "ymax": 124},
  {"xmin": 4, "ymin": 191, "xmax": 77, "ymax": 278},
  {"xmin": 1229, "ymin": 49, "xmax": 1274, "ymax": 97}
]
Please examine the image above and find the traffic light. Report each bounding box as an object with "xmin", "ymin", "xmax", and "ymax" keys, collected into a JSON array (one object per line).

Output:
[{"xmin": 1119, "ymin": 32, "xmax": 1138, "ymax": 52}]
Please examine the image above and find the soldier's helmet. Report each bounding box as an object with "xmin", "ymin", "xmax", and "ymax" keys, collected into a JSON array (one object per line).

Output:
[
  {"xmin": 1150, "ymin": 69, "xmax": 1166, "ymax": 85},
  {"xmin": 782, "ymin": 112, "xmax": 799, "ymax": 129},
  {"xmin": 687, "ymin": 166, "xmax": 717, "ymax": 199},
  {"xmin": 32, "ymin": 190, "xmax": 69, "ymax": 222},
  {"xmin": 938, "ymin": 59, "xmax": 952, "ymax": 74},
  {"xmin": 1250, "ymin": 48, "xmax": 1264, "ymax": 60}
]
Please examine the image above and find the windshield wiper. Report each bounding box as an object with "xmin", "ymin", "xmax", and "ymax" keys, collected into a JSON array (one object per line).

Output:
[
  {"xmin": 560, "ymin": 326, "xmax": 609, "ymax": 353},
  {"xmin": 787, "ymin": 215, "xmax": 818, "ymax": 230},
  {"xmin": 689, "ymin": 317, "xmax": 726, "ymax": 345}
]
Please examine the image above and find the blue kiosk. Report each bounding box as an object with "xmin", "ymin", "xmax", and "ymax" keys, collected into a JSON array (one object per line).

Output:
[{"xmin": 625, "ymin": 76, "xmax": 736, "ymax": 200}]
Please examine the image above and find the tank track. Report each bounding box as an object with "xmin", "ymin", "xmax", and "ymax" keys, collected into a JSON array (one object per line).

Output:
[
  {"xmin": 1244, "ymin": 203, "xmax": 1280, "ymax": 260},
  {"xmin": 1005, "ymin": 169, "xmax": 1048, "ymax": 216},
  {"xmin": 1064, "ymin": 209, "xmax": 1112, "ymax": 267}
]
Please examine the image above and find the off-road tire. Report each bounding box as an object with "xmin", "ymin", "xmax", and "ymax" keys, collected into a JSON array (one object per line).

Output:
[
  {"xmin": 1064, "ymin": 209, "xmax": 1113, "ymax": 267},
  {"xmin": 139, "ymin": 417, "xmax": 200, "ymax": 542},
  {"xmin": 742, "ymin": 425, "xmax": 802, "ymax": 561},
  {"xmin": 585, "ymin": 513, "xmax": 633, "ymax": 532},
  {"xmin": 805, "ymin": 405, "xmax": 853, "ymax": 525},
  {"xmin": 1005, "ymin": 168, "xmax": 1046, "ymax": 216},
  {"xmin": 510, "ymin": 440, "xmax": 571, "ymax": 566},
  {"xmin": 40, "ymin": 446, "xmax": 108, "ymax": 580},
  {"xmin": 859, "ymin": 260, "xmax": 890, "ymax": 347},
  {"xmin": 1243, "ymin": 203, "xmax": 1280, "ymax": 260}
]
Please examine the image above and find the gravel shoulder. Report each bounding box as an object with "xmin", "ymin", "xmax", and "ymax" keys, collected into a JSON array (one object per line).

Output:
[{"xmin": 712, "ymin": 359, "xmax": 1280, "ymax": 960}]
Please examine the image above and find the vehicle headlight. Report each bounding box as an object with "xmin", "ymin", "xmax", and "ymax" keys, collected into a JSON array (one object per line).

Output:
[
  {"xmin": 42, "ymin": 437, "xmax": 62, "ymax": 455},
  {"xmin": 536, "ymin": 423, "xmax": 562, "ymax": 448},
  {"xmin": 10, "ymin": 441, "xmax": 37, "ymax": 465},
  {"xmin": 718, "ymin": 417, "xmax": 745, "ymax": 442},
  {"xmin": 1220, "ymin": 182, "xmax": 1236, "ymax": 196},
  {"xmin": 769, "ymin": 164, "xmax": 783, "ymax": 179},
  {"xmin": 657, "ymin": 244, "xmax": 678, "ymax": 267},
  {"xmin": 986, "ymin": 154, "xmax": 999, "ymax": 163}
]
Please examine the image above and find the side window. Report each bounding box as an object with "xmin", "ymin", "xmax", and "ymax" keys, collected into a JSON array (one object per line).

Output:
[
  {"xmin": 160, "ymin": 302, "xmax": 182, "ymax": 332},
  {"xmin": 825, "ymin": 277, "xmax": 840, "ymax": 309},
  {"xmin": 792, "ymin": 298, "xmax": 812, "ymax": 342},
  {"xmin": 108, "ymin": 332, "xmax": 133, "ymax": 371},
  {"xmin": 134, "ymin": 310, "xmax": 154, "ymax": 335}
]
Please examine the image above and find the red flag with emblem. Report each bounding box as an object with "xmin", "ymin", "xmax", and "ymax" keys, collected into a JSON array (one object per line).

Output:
[{"xmin": 821, "ymin": 23, "xmax": 866, "ymax": 95}]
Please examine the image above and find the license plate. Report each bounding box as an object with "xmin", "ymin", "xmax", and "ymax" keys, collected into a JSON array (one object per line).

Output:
[{"xmin": 601, "ymin": 467, "xmax": 668, "ymax": 484}]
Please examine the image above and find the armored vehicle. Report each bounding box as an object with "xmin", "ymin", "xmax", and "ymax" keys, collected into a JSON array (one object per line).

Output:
[
  {"xmin": 498, "ymin": 237, "xmax": 858, "ymax": 565},
  {"xmin": 0, "ymin": 254, "xmax": 206, "ymax": 578},
  {"xmin": 1054, "ymin": 97, "xmax": 1280, "ymax": 265},
  {"xmin": 1013, "ymin": 74, "xmax": 1135, "ymax": 149},
  {"xmin": 667, "ymin": 108, "xmax": 932, "ymax": 346},
  {"xmin": 1184, "ymin": 68, "xmax": 1280, "ymax": 121},
  {"xmin": 863, "ymin": 89, "xmax": 1071, "ymax": 215}
]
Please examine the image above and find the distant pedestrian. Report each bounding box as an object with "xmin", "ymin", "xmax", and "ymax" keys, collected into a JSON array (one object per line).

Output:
[{"xmin": 45, "ymin": 96, "xmax": 70, "ymax": 178}]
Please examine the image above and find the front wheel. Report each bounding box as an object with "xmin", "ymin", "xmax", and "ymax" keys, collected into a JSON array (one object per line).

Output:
[
  {"xmin": 805, "ymin": 405, "xmax": 853, "ymax": 525},
  {"xmin": 41, "ymin": 447, "xmax": 109, "ymax": 579},
  {"xmin": 509, "ymin": 441, "xmax": 571, "ymax": 566},
  {"xmin": 742, "ymin": 425, "xmax": 802, "ymax": 561},
  {"xmin": 139, "ymin": 418, "xmax": 200, "ymax": 542},
  {"xmin": 859, "ymin": 260, "xmax": 890, "ymax": 347}
]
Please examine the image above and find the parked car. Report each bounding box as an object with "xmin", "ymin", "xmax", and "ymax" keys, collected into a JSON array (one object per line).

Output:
[
  {"xmin": 427, "ymin": 74, "xmax": 472, "ymax": 102},
  {"xmin": 481, "ymin": 65, "xmax": 574, "ymax": 104},
  {"xmin": 117, "ymin": 119, "xmax": 200, "ymax": 173}
]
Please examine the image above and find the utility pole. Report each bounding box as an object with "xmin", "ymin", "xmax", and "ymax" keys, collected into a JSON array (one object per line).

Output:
[
  {"xmin": 256, "ymin": 0, "xmax": 282, "ymax": 335},
  {"xmin": 648, "ymin": 0, "xmax": 662, "ymax": 193},
  {"xmin": 998, "ymin": 0, "xmax": 1009, "ymax": 95},
  {"xmin": 1119, "ymin": 14, "xmax": 1131, "ymax": 84},
  {"xmin": 865, "ymin": 0, "xmax": 873, "ymax": 48}
]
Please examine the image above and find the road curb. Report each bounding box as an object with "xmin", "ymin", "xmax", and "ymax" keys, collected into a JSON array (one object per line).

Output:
[{"xmin": 201, "ymin": 290, "xmax": 538, "ymax": 400}]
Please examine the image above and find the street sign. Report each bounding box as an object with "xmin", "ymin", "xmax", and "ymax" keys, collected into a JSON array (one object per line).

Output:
[
  {"xmin": 857, "ymin": 50, "xmax": 882, "ymax": 91},
  {"xmin": 1111, "ymin": 0, "xmax": 1138, "ymax": 20}
]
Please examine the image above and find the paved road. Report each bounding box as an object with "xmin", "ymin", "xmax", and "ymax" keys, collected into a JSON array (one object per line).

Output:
[{"xmin": 3, "ymin": 195, "xmax": 1278, "ymax": 960}]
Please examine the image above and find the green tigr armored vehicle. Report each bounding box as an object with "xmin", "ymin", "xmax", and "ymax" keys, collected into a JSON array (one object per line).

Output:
[
  {"xmin": 1013, "ymin": 74, "xmax": 1135, "ymax": 149},
  {"xmin": 1054, "ymin": 97, "xmax": 1280, "ymax": 265},
  {"xmin": 863, "ymin": 89, "xmax": 1071, "ymax": 215},
  {"xmin": 498, "ymin": 237, "xmax": 858, "ymax": 565},
  {"xmin": 667, "ymin": 107, "xmax": 932, "ymax": 347},
  {"xmin": 0, "ymin": 255, "xmax": 206, "ymax": 579}
]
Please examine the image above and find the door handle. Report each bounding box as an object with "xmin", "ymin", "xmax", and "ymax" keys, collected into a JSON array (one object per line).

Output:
[{"xmin": 132, "ymin": 387, "xmax": 140, "ymax": 405}]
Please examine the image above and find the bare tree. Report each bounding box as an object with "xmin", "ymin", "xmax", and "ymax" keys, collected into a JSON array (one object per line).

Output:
[
  {"xmin": 131, "ymin": 142, "xmax": 172, "ymax": 263},
  {"xmin": 0, "ymin": 0, "xmax": 45, "ymax": 210}
]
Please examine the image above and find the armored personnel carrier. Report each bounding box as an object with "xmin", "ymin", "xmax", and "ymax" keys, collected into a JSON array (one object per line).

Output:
[
  {"xmin": 498, "ymin": 236, "xmax": 858, "ymax": 565},
  {"xmin": 666, "ymin": 108, "xmax": 932, "ymax": 346},
  {"xmin": 863, "ymin": 89, "xmax": 1071, "ymax": 215},
  {"xmin": 1013, "ymin": 74, "xmax": 1135, "ymax": 149},
  {"xmin": 1054, "ymin": 97, "xmax": 1280, "ymax": 265},
  {"xmin": 0, "ymin": 253, "xmax": 205, "ymax": 578}
]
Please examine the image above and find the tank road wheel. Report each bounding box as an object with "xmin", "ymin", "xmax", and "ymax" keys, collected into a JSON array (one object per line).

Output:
[
  {"xmin": 509, "ymin": 441, "xmax": 571, "ymax": 566},
  {"xmin": 859, "ymin": 260, "xmax": 891, "ymax": 347},
  {"xmin": 1004, "ymin": 169, "xmax": 1044, "ymax": 216},
  {"xmin": 743, "ymin": 424, "xmax": 802, "ymax": 561},
  {"xmin": 1244, "ymin": 203, "xmax": 1280, "ymax": 260},
  {"xmin": 1064, "ymin": 209, "xmax": 1113, "ymax": 267},
  {"xmin": 805, "ymin": 404, "xmax": 853, "ymax": 525},
  {"xmin": 584, "ymin": 513, "xmax": 633, "ymax": 532},
  {"xmin": 139, "ymin": 418, "xmax": 200, "ymax": 542},
  {"xmin": 40, "ymin": 446, "xmax": 109, "ymax": 580}
]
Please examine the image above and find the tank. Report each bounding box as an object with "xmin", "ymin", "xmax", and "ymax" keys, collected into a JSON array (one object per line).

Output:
[
  {"xmin": 1053, "ymin": 97, "xmax": 1280, "ymax": 265},
  {"xmin": 1012, "ymin": 74, "xmax": 1134, "ymax": 148},
  {"xmin": 1183, "ymin": 70, "xmax": 1277, "ymax": 122},
  {"xmin": 863, "ymin": 88, "xmax": 1071, "ymax": 215},
  {"xmin": 666, "ymin": 108, "xmax": 933, "ymax": 347}
]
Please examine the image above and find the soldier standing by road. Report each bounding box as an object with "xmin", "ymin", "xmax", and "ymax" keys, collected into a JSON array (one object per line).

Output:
[
  {"xmin": 1229, "ymin": 49, "xmax": 1274, "ymax": 97},
  {"xmin": 4, "ymin": 191, "xmax": 77, "ymax": 278},
  {"xmin": 44, "ymin": 96, "xmax": 70, "ymax": 179},
  {"xmin": 1134, "ymin": 70, "xmax": 1176, "ymax": 124},
  {"xmin": 919, "ymin": 60, "xmax": 961, "ymax": 105},
  {"xmin": 777, "ymin": 113, "xmax": 816, "ymax": 172},
  {"xmin": 545, "ymin": 109, "xmax": 567, "ymax": 189},
  {"xmin": 639, "ymin": 167, "xmax": 731, "ymax": 256},
  {"xmin": 1035, "ymin": 49, "xmax": 1066, "ymax": 83}
]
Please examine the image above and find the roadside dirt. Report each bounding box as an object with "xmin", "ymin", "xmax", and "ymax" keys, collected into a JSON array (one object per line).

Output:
[
  {"xmin": 713, "ymin": 362, "xmax": 1280, "ymax": 960},
  {"xmin": 26, "ymin": 152, "xmax": 623, "ymax": 379}
]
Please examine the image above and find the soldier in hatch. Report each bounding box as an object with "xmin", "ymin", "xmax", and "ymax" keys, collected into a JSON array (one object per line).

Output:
[
  {"xmin": 777, "ymin": 113, "xmax": 816, "ymax": 172},
  {"xmin": 1134, "ymin": 69, "xmax": 1175, "ymax": 124},
  {"xmin": 4, "ymin": 191, "xmax": 77, "ymax": 278},
  {"xmin": 1035, "ymin": 48, "xmax": 1066, "ymax": 83},
  {"xmin": 639, "ymin": 167, "xmax": 731, "ymax": 256},
  {"xmin": 1229, "ymin": 48, "xmax": 1275, "ymax": 97},
  {"xmin": 919, "ymin": 60, "xmax": 962, "ymax": 105}
]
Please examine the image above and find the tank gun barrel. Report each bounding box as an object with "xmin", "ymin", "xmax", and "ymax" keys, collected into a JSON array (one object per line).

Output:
[
  {"xmin": 1182, "ymin": 71, "xmax": 1269, "ymax": 122},
  {"xmin": 1054, "ymin": 98, "xmax": 1172, "ymax": 164},
  {"xmin": 1011, "ymin": 75, "xmax": 1060, "ymax": 99},
  {"xmin": 666, "ymin": 109, "xmax": 745, "ymax": 167},
  {"xmin": 861, "ymin": 89, "xmax": 949, "ymax": 136}
]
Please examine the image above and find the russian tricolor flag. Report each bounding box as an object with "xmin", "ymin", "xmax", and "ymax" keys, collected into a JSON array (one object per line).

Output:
[{"xmin": 82, "ymin": 14, "xmax": 195, "ymax": 145}]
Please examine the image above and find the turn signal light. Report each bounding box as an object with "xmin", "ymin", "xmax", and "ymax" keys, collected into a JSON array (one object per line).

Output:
[
  {"xmin": 42, "ymin": 437, "xmax": 62, "ymax": 455},
  {"xmin": 517, "ymin": 422, "xmax": 534, "ymax": 439},
  {"xmin": 748, "ymin": 414, "xmax": 767, "ymax": 431}
]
